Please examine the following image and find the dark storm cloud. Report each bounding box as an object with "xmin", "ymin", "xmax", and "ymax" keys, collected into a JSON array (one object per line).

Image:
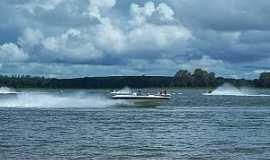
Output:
[
  {"xmin": 168, "ymin": 0, "xmax": 270, "ymax": 64},
  {"xmin": 171, "ymin": 0, "xmax": 270, "ymax": 31},
  {"xmin": 239, "ymin": 31, "xmax": 270, "ymax": 44}
]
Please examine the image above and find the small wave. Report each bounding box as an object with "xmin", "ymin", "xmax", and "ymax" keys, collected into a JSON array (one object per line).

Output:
[
  {"xmin": 171, "ymin": 92, "xmax": 182, "ymax": 95},
  {"xmin": 203, "ymin": 83, "xmax": 270, "ymax": 97}
]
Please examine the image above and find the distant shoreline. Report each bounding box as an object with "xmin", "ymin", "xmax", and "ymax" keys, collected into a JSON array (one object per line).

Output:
[{"xmin": 0, "ymin": 68, "xmax": 270, "ymax": 89}]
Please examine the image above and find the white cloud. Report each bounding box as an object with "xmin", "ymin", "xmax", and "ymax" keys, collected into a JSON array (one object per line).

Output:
[
  {"xmin": 94, "ymin": 22, "xmax": 126, "ymax": 53},
  {"xmin": 128, "ymin": 24, "xmax": 191, "ymax": 50},
  {"xmin": 157, "ymin": 3, "xmax": 175, "ymax": 21},
  {"xmin": 16, "ymin": 0, "xmax": 63, "ymax": 14},
  {"xmin": 0, "ymin": 0, "xmax": 269, "ymax": 77},
  {"xmin": 130, "ymin": 1, "xmax": 155, "ymax": 17},
  {"xmin": 89, "ymin": 0, "xmax": 116, "ymax": 9},
  {"xmin": 15, "ymin": 27, "xmax": 102, "ymax": 63},
  {"xmin": 18, "ymin": 28, "xmax": 44, "ymax": 48},
  {"xmin": 42, "ymin": 28, "xmax": 81, "ymax": 52},
  {"xmin": 41, "ymin": 28, "xmax": 102, "ymax": 61},
  {"xmin": 130, "ymin": 1, "xmax": 175, "ymax": 26},
  {"xmin": 0, "ymin": 43, "xmax": 28, "ymax": 62},
  {"xmin": 1, "ymin": 1, "xmax": 192, "ymax": 66},
  {"xmin": 86, "ymin": 0, "xmax": 116, "ymax": 23},
  {"xmin": 115, "ymin": 1, "xmax": 191, "ymax": 53},
  {"xmin": 0, "ymin": 0, "xmax": 190, "ymax": 76}
]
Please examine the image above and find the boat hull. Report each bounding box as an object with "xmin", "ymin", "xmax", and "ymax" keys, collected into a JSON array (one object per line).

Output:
[{"xmin": 111, "ymin": 95, "xmax": 170, "ymax": 106}]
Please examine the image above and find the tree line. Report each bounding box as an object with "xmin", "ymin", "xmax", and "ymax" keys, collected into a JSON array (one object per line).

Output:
[{"xmin": 0, "ymin": 68, "xmax": 270, "ymax": 88}]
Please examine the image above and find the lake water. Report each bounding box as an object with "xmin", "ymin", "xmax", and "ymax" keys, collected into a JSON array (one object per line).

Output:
[{"xmin": 1, "ymin": 86, "xmax": 270, "ymax": 159}]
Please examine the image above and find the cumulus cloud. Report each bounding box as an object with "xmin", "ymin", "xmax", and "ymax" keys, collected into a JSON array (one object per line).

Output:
[
  {"xmin": 124, "ymin": 1, "xmax": 191, "ymax": 54},
  {"xmin": 0, "ymin": 0, "xmax": 269, "ymax": 78},
  {"xmin": 42, "ymin": 28, "xmax": 81, "ymax": 52},
  {"xmin": 18, "ymin": 28, "xmax": 44, "ymax": 48},
  {"xmin": 130, "ymin": 1, "xmax": 175, "ymax": 25},
  {"xmin": 0, "ymin": 43, "xmax": 28, "ymax": 62},
  {"xmin": 94, "ymin": 22, "xmax": 126, "ymax": 53},
  {"xmin": 38, "ymin": 28, "xmax": 103, "ymax": 63},
  {"xmin": 16, "ymin": 0, "xmax": 64, "ymax": 14},
  {"xmin": 128, "ymin": 24, "xmax": 191, "ymax": 50},
  {"xmin": 86, "ymin": 0, "xmax": 116, "ymax": 23},
  {"xmin": 156, "ymin": 3, "xmax": 175, "ymax": 21}
]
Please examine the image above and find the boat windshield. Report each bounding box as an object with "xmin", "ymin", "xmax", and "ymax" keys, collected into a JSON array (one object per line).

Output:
[{"xmin": 111, "ymin": 87, "xmax": 132, "ymax": 95}]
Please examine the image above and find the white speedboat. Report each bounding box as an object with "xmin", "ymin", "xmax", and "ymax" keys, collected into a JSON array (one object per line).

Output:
[
  {"xmin": 111, "ymin": 89, "xmax": 170, "ymax": 106},
  {"xmin": 112, "ymin": 93, "xmax": 170, "ymax": 100}
]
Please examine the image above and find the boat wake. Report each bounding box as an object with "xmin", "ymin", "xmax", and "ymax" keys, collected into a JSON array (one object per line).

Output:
[
  {"xmin": 203, "ymin": 83, "xmax": 270, "ymax": 97},
  {"xmin": 0, "ymin": 89, "xmax": 128, "ymax": 108},
  {"xmin": 0, "ymin": 87, "xmax": 19, "ymax": 94}
]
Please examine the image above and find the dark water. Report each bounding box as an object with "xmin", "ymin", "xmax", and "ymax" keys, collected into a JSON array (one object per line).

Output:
[{"xmin": 1, "ymin": 88, "xmax": 270, "ymax": 159}]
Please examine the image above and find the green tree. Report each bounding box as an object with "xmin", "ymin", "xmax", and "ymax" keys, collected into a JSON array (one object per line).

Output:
[
  {"xmin": 174, "ymin": 70, "xmax": 192, "ymax": 87},
  {"xmin": 191, "ymin": 68, "xmax": 217, "ymax": 87},
  {"xmin": 192, "ymin": 68, "xmax": 208, "ymax": 87},
  {"xmin": 259, "ymin": 72, "xmax": 270, "ymax": 87}
]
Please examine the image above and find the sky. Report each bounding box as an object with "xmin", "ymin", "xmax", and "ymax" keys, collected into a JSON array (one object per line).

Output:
[{"xmin": 0, "ymin": 0, "xmax": 270, "ymax": 79}]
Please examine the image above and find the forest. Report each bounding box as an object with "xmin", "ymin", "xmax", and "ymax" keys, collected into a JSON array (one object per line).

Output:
[{"xmin": 0, "ymin": 68, "xmax": 269, "ymax": 89}]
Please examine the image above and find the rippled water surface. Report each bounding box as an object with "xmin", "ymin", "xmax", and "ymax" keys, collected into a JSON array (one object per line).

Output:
[{"xmin": 1, "ymin": 88, "xmax": 270, "ymax": 159}]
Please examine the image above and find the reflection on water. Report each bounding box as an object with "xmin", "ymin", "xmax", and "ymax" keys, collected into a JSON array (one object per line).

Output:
[{"xmin": 0, "ymin": 88, "xmax": 270, "ymax": 159}]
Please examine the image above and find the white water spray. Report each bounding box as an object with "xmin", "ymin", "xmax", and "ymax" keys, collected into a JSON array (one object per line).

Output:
[
  {"xmin": 0, "ymin": 89, "xmax": 128, "ymax": 108},
  {"xmin": 0, "ymin": 87, "xmax": 18, "ymax": 94},
  {"xmin": 203, "ymin": 83, "xmax": 270, "ymax": 97}
]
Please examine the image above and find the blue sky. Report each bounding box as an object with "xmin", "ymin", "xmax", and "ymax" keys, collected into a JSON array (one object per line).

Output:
[{"xmin": 0, "ymin": 0, "xmax": 270, "ymax": 78}]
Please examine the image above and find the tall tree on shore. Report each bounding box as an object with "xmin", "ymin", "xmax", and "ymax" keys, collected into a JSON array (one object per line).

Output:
[
  {"xmin": 174, "ymin": 70, "xmax": 192, "ymax": 87},
  {"xmin": 259, "ymin": 72, "xmax": 270, "ymax": 87},
  {"xmin": 191, "ymin": 68, "xmax": 217, "ymax": 87}
]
